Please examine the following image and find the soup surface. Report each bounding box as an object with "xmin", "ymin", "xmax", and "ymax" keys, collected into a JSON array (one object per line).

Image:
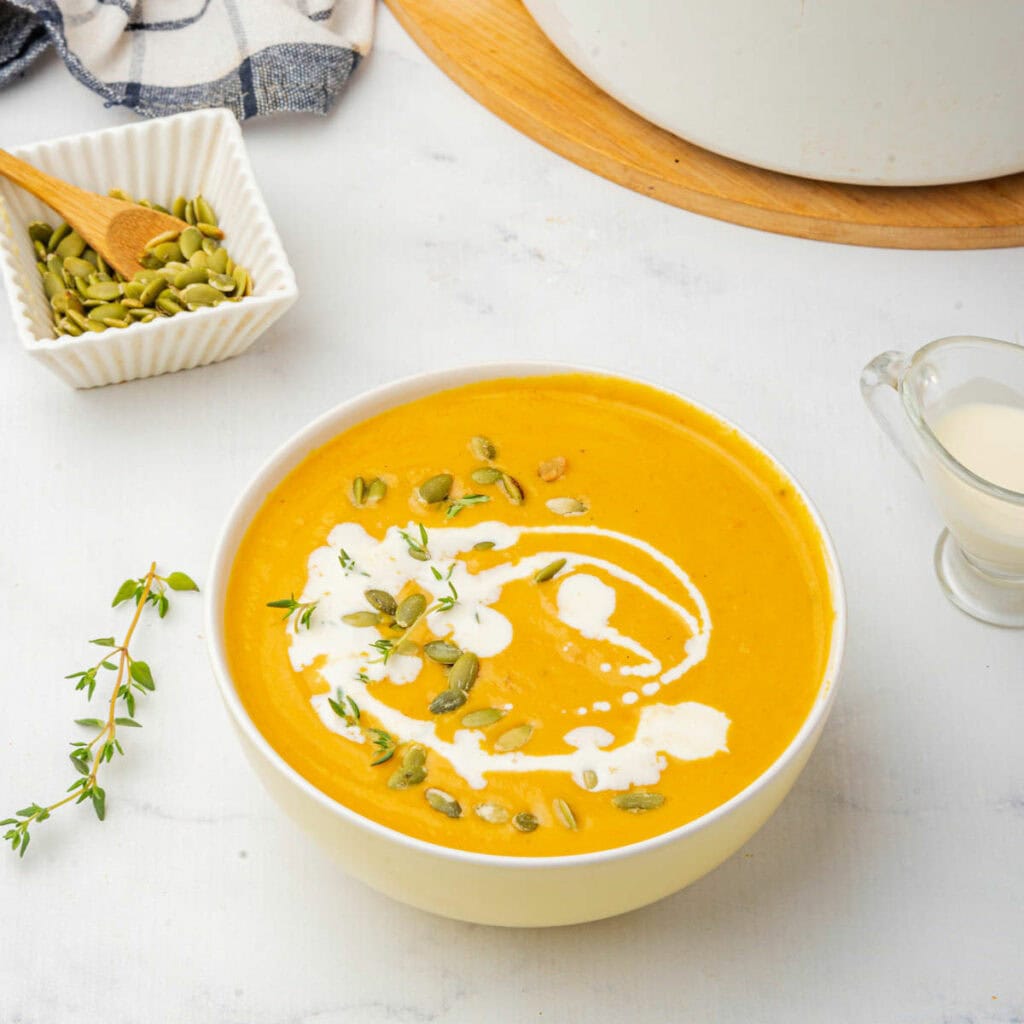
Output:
[{"xmin": 225, "ymin": 374, "xmax": 835, "ymax": 856}]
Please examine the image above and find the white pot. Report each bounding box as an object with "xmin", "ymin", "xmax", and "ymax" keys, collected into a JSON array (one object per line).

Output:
[
  {"xmin": 206, "ymin": 363, "xmax": 846, "ymax": 926},
  {"xmin": 523, "ymin": 0, "xmax": 1024, "ymax": 186}
]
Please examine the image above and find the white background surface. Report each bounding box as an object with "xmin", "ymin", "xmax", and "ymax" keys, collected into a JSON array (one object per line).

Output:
[{"xmin": 1, "ymin": 9, "xmax": 1021, "ymax": 1023}]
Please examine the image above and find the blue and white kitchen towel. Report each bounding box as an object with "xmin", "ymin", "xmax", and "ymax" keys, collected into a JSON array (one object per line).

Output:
[{"xmin": 0, "ymin": 0, "xmax": 372, "ymax": 119}]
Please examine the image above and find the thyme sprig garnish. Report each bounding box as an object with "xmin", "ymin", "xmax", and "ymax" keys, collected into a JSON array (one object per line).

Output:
[
  {"xmin": 368, "ymin": 729, "xmax": 397, "ymax": 765},
  {"xmin": 431, "ymin": 564, "xmax": 459, "ymax": 612},
  {"xmin": 329, "ymin": 686, "xmax": 361, "ymax": 726},
  {"xmin": 445, "ymin": 494, "xmax": 490, "ymax": 520},
  {"xmin": 266, "ymin": 594, "xmax": 318, "ymax": 630},
  {"xmin": 3, "ymin": 563, "xmax": 198, "ymax": 858}
]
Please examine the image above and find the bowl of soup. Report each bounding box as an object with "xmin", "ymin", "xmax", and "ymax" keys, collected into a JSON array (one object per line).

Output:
[{"xmin": 206, "ymin": 364, "xmax": 845, "ymax": 926}]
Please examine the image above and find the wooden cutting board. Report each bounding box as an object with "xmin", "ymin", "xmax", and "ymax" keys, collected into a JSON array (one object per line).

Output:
[{"xmin": 384, "ymin": 0, "xmax": 1024, "ymax": 249}]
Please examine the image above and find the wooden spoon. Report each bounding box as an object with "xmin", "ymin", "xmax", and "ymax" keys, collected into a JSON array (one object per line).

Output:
[{"xmin": 0, "ymin": 149, "xmax": 187, "ymax": 279}]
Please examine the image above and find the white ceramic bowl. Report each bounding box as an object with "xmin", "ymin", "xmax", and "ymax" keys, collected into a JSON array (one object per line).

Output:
[
  {"xmin": 206, "ymin": 363, "xmax": 846, "ymax": 927},
  {"xmin": 0, "ymin": 109, "xmax": 297, "ymax": 388},
  {"xmin": 523, "ymin": 0, "xmax": 1024, "ymax": 186}
]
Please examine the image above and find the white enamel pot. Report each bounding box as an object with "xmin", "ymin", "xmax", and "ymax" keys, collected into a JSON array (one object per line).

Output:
[
  {"xmin": 206, "ymin": 363, "xmax": 846, "ymax": 926},
  {"xmin": 523, "ymin": 0, "xmax": 1024, "ymax": 186}
]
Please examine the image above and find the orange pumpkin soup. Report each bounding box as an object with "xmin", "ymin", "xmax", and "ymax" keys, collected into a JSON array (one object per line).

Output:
[{"xmin": 224, "ymin": 374, "xmax": 834, "ymax": 856}]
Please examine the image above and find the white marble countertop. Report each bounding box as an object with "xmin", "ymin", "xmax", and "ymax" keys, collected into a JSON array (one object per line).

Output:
[{"xmin": 1, "ymin": 9, "xmax": 1021, "ymax": 1022}]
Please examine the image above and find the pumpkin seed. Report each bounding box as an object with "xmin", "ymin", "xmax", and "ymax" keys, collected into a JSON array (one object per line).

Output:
[
  {"xmin": 144, "ymin": 230, "xmax": 179, "ymax": 251},
  {"xmin": 171, "ymin": 196, "xmax": 188, "ymax": 220},
  {"xmin": 180, "ymin": 282, "xmax": 222, "ymax": 307},
  {"xmin": 28, "ymin": 221, "xmax": 51, "ymax": 245},
  {"xmin": 364, "ymin": 589, "xmax": 397, "ymax": 616},
  {"xmin": 533, "ymin": 558, "xmax": 567, "ymax": 583},
  {"xmin": 461, "ymin": 707, "xmax": 506, "ymax": 728},
  {"xmin": 395, "ymin": 592, "xmax": 427, "ymax": 628},
  {"xmin": 173, "ymin": 266, "xmax": 208, "ymax": 289},
  {"xmin": 582, "ymin": 769, "xmax": 598, "ymax": 790},
  {"xmin": 387, "ymin": 749, "xmax": 427, "ymax": 789},
  {"xmin": 612, "ymin": 792, "xmax": 665, "ymax": 813},
  {"xmin": 342, "ymin": 611, "xmax": 380, "ymax": 628},
  {"xmin": 351, "ymin": 476, "xmax": 366, "ymax": 506},
  {"xmin": 538, "ymin": 456, "xmax": 567, "ymax": 482},
  {"xmin": 429, "ymin": 688, "xmax": 467, "ymax": 715},
  {"xmin": 366, "ymin": 477, "xmax": 387, "ymax": 503},
  {"xmin": 178, "ymin": 226, "xmax": 203, "ymax": 259},
  {"xmin": 403, "ymin": 744, "xmax": 427, "ymax": 771},
  {"xmin": 55, "ymin": 231, "xmax": 86, "ymax": 259},
  {"xmin": 470, "ymin": 466, "xmax": 503, "ymax": 485},
  {"xmin": 197, "ymin": 221, "xmax": 224, "ymax": 239},
  {"xmin": 495, "ymin": 723, "xmax": 534, "ymax": 751},
  {"xmin": 512, "ymin": 812, "xmax": 539, "ymax": 833},
  {"xmin": 46, "ymin": 222, "xmax": 70, "ymax": 252},
  {"xmin": 89, "ymin": 302, "xmax": 128, "ymax": 322},
  {"xmin": 194, "ymin": 195, "xmax": 218, "ymax": 226},
  {"xmin": 472, "ymin": 540, "xmax": 495, "ymax": 551},
  {"xmin": 139, "ymin": 277, "xmax": 168, "ymax": 305},
  {"xmin": 62, "ymin": 256, "xmax": 93, "ymax": 279},
  {"xmin": 474, "ymin": 802, "xmax": 510, "ymax": 824},
  {"xmin": 188, "ymin": 250, "xmax": 210, "ymax": 270},
  {"xmin": 470, "ymin": 435, "xmax": 497, "ymax": 460},
  {"xmin": 447, "ymin": 652, "xmax": 479, "ymax": 693},
  {"xmin": 424, "ymin": 640, "xmax": 462, "ymax": 665},
  {"xmin": 499, "ymin": 474, "xmax": 524, "ymax": 505},
  {"xmin": 83, "ymin": 281, "xmax": 122, "ymax": 302},
  {"xmin": 546, "ymin": 497, "xmax": 588, "ymax": 516},
  {"xmin": 156, "ymin": 294, "xmax": 183, "ymax": 316},
  {"xmin": 42, "ymin": 272, "xmax": 64, "ymax": 300},
  {"xmin": 419, "ymin": 473, "xmax": 453, "ymax": 504},
  {"xmin": 425, "ymin": 788, "xmax": 462, "ymax": 818},
  {"xmin": 151, "ymin": 241, "xmax": 182, "ymax": 263},
  {"xmin": 553, "ymin": 798, "xmax": 578, "ymax": 830}
]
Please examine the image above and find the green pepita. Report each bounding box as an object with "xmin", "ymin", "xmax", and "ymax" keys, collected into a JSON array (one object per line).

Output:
[
  {"xmin": 62, "ymin": 256, "xmax": 93, "ymax": 279},
  {"xmin": 194, "ymin": 195, "xmax": 218, "ymax": 226},
  {"xmin": 387, "ymin": 747, "xmax": 427, "ymax": 790},
  {"xmin": 425, "ymin": 788, "xmax": 462, "ymax": 818},
  {"xmin": 512, "ymin": 812, "xmax": 539, "ymax": 833},
  {"xmin": 83, "ymin": 281, "xmax": 123, "ymax": 302},
  {"xmin": 46, "ymin": 222, "xmax": 70, "ymax": 252},
  {"xmin": 612, "ymin": 792, "xmax": 665, "ymax": 813},
  {"xmin": 553, "ymin": 798, "xmax": 578, "ymax": 830},
  {"xmin": 173, "ymin": 266, "xmax": 208, "ymax": 289},
  {"xmin": 470, "ymin": 435, "xmax": 497, "ymax": 461},
  {"xmin": 423, "ymin": 640, "xmax": 462, "ymax": 665},
  {"xmin": 419, "ymin": 473, "xmax": 453, "ymax": 504},
  {"xmin": 28, "ymin": 221, "xmax": 52, "ymax": 245},
  {"xmin": 395, "ymin": 592, "xmax": 427, "ymax": 628},
  {"xmin": 180, "ymin": 282, "xmax": 222, "ymax": 307},
  {"xmin": 364, "ymin": 589, "xmax": 397, "ymax": 616},
  {"xmin": 533, "ymin": 558, "xmax": 567, "ymax": 583},
  {"xmin": 144, "ymin": 230, "xmax": 180, "ymax": 251},
  {"xmin": 342, "ymin": 611, "xmax": 381, "ymax": 628},
  {"xmin": 495, "ymin": 723, "xmax": 534, "ymax": 751},
  {"xmin": 55, "ymin": 231, "xmax": 86, "ymax": 259},
  {"xmin": 366, "ymin": 477, "xmax": 387, "ymax": 503},
  {"xmin": 472, "ymin": 540, "xmax": 496, "ymax": 551},
  {"xmin": 351, "ymin": 476, "xmax": 366, "ymax": 506},
  {"xmin": 582, "ymin": 769, "xmax": 598, "ymax": 790},
  {"xmin": 460, "ymin": 707, "xmax": 506, "ymax": 728},
  {"xmin": 178, "ymin": 226, "xmax": 203, "ymax": 259},
  {"xmin": 447, "ymin": 652, "xmax": 479, "ymax": 693},
  {"xmin": 428, "ymin": 688, "xmax": 467, "ymax": 715},
  {"xmin": 499, "ymin": 474, "xmax": 524, "ymax": 505},
  {"xmin": 470, "ymin": 467, "xmax": 503, "ymax": 485},
  {"xmin": 88, "ymin": 303, "xmax": 128, "ymax": 322}
]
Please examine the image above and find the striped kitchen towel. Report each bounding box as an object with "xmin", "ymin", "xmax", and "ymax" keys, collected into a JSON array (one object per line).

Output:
[{"xmin": 0, "ymin": 0, "xmax": 373, "ymax": 120}]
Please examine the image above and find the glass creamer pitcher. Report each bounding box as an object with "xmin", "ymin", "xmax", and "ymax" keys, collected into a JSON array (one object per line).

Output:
[{"xmin": 861, "ymin": 335, "xmax": 1024, "ymax": 627}]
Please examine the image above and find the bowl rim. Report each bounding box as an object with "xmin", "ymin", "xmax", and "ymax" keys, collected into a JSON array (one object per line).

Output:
[
  {"xmin": 205, "ymin": 360, "xmax": 847, "ymax": 868},
  {"xmin": 0, "ymin": 107, "xmax": 298, "ymax": 353}
]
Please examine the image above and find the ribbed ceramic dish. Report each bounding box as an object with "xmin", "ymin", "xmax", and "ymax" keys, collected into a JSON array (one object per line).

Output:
[{"xmin": 0, "ymin": 109, "xmax": 297, "ymax": 388}]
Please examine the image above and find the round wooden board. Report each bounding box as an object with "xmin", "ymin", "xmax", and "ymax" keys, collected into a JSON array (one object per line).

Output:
[{"xmin": 385, "ymin": 0, "xmax": 1024, "ymax": 249}]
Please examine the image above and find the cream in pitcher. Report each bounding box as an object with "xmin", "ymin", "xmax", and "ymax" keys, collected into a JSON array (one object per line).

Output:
[{"xmin": 861, "ymin": 336, "xmax": 1024, "ymax": 627}]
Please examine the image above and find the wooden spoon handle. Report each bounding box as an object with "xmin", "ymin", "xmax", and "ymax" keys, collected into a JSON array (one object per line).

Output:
[{"xmin": 0, "ymin": 148, "xmax": 97, "ymax": 225}]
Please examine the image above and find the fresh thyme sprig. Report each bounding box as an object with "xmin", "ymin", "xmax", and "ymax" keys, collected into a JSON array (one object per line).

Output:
[
  {"xmin": 266, "ymin": 594, "xmax": 318, "ymax": 630},
  {"xmin": 328, "ymin": 685, "xmax": 361, "ymax": 726},
  {"xmin": 445, "ymin": 494, "xmax": 490, "ymax": 520},
  {"xmin": 368, "ymin": 728, "xmax": 396, "ymax": 765},
  {"xmin": 431, "ymin": 564, "xmax": 459, "ymax": 612},
  {"xmin": 2, "ymin": 563, "xmax": 198, "ymax": 858}
]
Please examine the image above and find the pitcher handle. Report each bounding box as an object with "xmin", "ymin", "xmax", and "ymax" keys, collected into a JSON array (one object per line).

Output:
[{"xmin": 860, "ymin": 350, "xmax": 921, "ymax": 477}]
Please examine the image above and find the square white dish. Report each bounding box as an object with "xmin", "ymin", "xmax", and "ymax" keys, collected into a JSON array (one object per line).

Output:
[{"xmin": 0, "ymin": 108, "xmax": 297, "ymax": 388}]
